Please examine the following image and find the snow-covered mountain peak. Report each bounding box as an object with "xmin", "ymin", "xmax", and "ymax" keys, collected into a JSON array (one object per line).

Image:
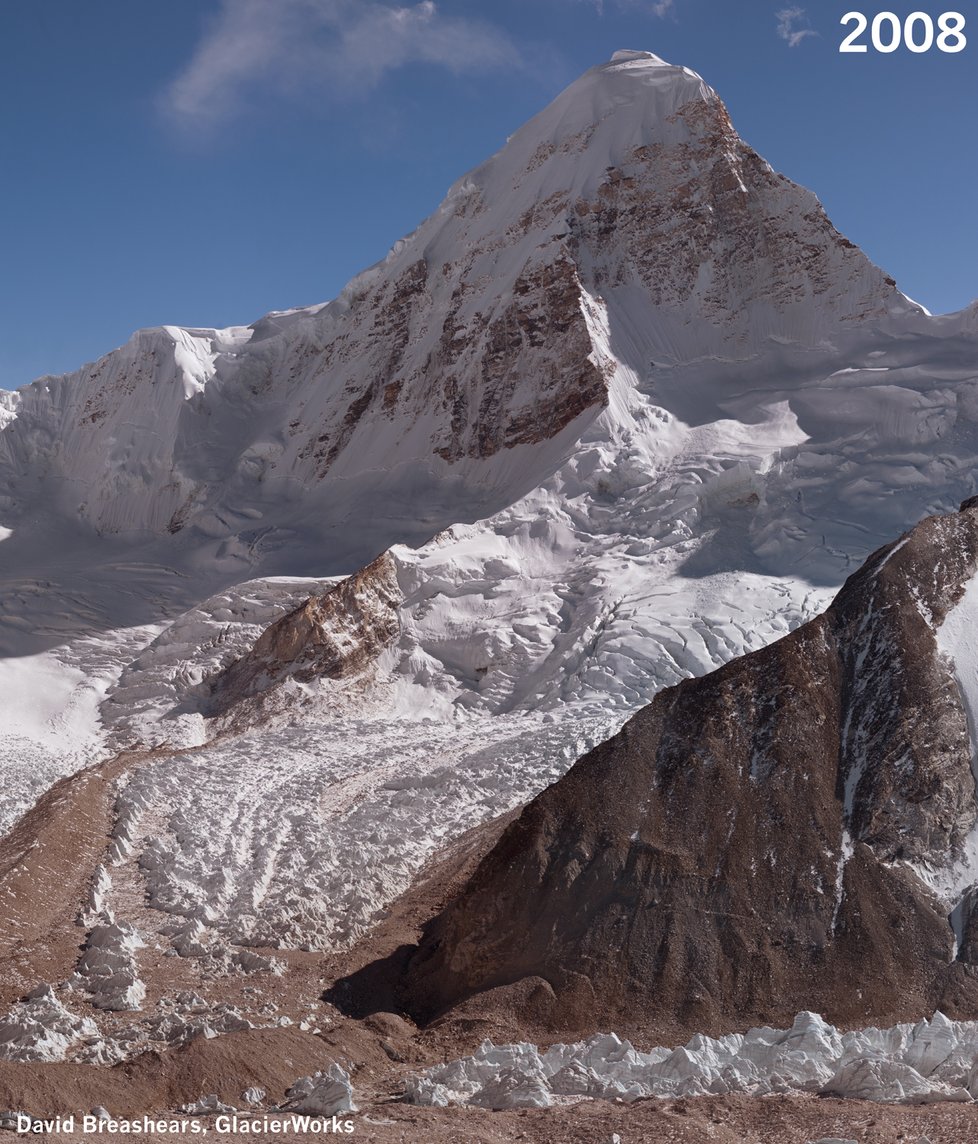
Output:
[
  {"xmin": 3, "ymin": 57, "xmax": 978, "ymax": 1102},
  {"xmin": 460, "ymin": 45, "xmax": 716, "ymax": 211},
  {"xmin": 609, "ymin": 49, "xmax": 669, "ymax": 63},
  {"xmin": 0, "ymin": 49, "xmax": 959, "ymax": 679}
]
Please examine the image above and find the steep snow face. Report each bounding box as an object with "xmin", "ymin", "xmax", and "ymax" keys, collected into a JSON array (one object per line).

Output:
[
  {"xmin": 0, "ymin": 325, "xmax": 253, "ymax": 534},
  {"xmin": 936, "ymin": 571, "xmax": 978, "ymax": 751}
]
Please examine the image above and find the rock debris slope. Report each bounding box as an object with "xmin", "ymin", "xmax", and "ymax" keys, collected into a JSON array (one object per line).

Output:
[{"xmin": 404, "ymin": 500, "xmax": 978, "ymax": 1035}]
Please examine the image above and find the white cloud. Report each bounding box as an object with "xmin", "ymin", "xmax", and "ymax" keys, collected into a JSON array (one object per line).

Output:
[
  {"xmin": 161, "ymin": 0, "xmax": 519, "ymax": 130},
  {"xmin": 579, "ymin": 0, "xmax": 676, "ymax": 14},
  {"xmin": 776, "ymin": 6, "xmax": 817, "ymax": 47}
]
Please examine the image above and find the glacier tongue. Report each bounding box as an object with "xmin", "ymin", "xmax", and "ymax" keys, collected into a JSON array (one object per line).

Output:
[{"xmin": 105, "ymin": 712, "xmax": 617, "ymax": 953}]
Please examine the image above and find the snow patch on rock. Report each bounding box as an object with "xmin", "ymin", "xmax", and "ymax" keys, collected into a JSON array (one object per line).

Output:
[{"xmin": 927, "ymin": 571, "xmax": 978, "ymax": 910}]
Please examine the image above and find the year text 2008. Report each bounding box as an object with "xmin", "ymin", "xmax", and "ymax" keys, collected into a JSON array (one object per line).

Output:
[{"xmin": 840, "ymin": 11, "xmax": 966, "ymax": 52}]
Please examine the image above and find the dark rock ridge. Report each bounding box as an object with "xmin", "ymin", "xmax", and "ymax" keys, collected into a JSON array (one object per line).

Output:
[{"xmin": 402, "ymin": 501, "xmax": 978, "ymax": 1037}]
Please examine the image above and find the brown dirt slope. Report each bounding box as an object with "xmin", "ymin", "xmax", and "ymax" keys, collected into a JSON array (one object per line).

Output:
[{"xmin": 0, "ymin": 750, "xmax": 162, "ymax": 1005}]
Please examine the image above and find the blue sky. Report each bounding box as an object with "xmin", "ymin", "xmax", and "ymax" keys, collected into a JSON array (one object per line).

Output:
[{"xmin": 2, "ymin": 0, "xmax": 975, "ymax": 386}]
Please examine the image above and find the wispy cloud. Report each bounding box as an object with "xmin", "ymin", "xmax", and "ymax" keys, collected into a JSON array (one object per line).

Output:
[
  {"xmin": 580, "ymin": 0, "xmax": 676, "ymax": 14},
  {"xmin": 161, "ymin": 0, "xmax": 519, "ymax": 131},
  {"xmin": 776, "ymin": 6, "xmax": 817, "ymax": 47}
]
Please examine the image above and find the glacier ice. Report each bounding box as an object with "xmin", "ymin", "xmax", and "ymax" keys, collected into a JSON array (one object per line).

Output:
[
  {"xmin": 279, "ymin": 1065, "xmax": 357, "ymax": 1116},
  {"xmin": 0, "ymin": 986, "xmax": 99, "ymax": 1063},
  {"xmin": 405, "ymin": 1012, "xmax": 978, "ymax": 1109}
]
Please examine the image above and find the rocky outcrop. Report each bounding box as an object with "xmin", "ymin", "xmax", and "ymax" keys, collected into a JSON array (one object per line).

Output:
[
  {"xmin": 432, "ymin": 255, "xmax": 610, "ymax": 464},
  {"xmin": 209, "ymin": 552, "xmax": 402, "ymax": 709},
  {"xmin": 403, "ymin": 501, "xmax": 978, "ymax": 1037}
]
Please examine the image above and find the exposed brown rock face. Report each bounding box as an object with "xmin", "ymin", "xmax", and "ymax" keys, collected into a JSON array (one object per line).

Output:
[
  {"xmin": 209, "ymin": 552, "xmax": 402, "ymax": 709},
  {"xmin": 293, "ymin": 240, "xmax": 613, "ymax": 481},
  {"xmin": 403, "ymin": 503, "xmax": 978, "ymax": 1037},
  {"xmin": 432, "ymin": 256, "xmax": 610, "ymax": 463},
  {"xmin": 568, "ymin": 98, "xmax": 897, "ymax": 343}
]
